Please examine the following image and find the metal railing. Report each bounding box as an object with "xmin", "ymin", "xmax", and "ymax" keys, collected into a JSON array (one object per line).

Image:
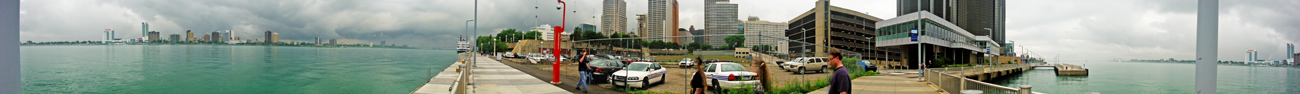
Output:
[{"xmin": 925, "ymin": 64, "xmax": 1032, "ymax": 94}]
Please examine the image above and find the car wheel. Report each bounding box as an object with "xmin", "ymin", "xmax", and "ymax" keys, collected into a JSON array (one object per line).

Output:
[
  {"xmin": 659, "ymin": 74, "xmax": 666, "ymax": 85},
  {"xmin": 641, "ymin": 77, "xmax": 650, "ymax": 89},
  {"xmin": 798, "ymin": 67, "xmax": 806, "ymax": 74},
  {"xmin": 821, "ymin": 66, "xmax": 828, "ymax": 73},
  {"xmin": 712, "ymin": 80, "xmax": 722, "ymax": 93}
]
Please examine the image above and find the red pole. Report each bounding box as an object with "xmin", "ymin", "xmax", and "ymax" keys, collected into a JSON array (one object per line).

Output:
[{"xmin": 552, "ymin": 0, "xmax": 565, "ymax": 84}]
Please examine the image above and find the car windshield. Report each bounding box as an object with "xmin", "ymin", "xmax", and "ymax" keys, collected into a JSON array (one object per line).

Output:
[
  {"xmin": 626, "ymin": 63, "xmax": 650, "ymax": 71},
  {"xmin": 790, "ymin": 58, "xmax": 805, "ymax": 63},
  {"xmin": 719, "ymin": 64, "xmax": 747, "ymax": 72},
  {"xmin": 682, "ymin": 58, "xmax": 691, "ymax": 61},
  {"xmin": 591, "ymin": 60, "xmax": 625, "ymax": 67},
  {"xmin": 531, "ymin": 54, "xmax": 544, "ymax": 57}
]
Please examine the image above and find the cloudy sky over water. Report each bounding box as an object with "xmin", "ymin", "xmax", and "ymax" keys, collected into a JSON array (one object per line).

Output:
[{"xmin": 18, "ymin": 0, "xmax": 1299, "ymax": 61}]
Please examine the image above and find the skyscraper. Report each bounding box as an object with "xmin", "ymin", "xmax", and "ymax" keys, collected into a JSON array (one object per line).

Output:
[
  {"xmin": 671, "ymin": 0, "xmax": 680, "ymax": 43},
  {"xmin": 201, "ymin": 35, "xmax": 210, "ymax": 42},
  {"xmin": 742, "ymin": 16, "xmax": 788, "ymax": 54},
  {"xmin": 185, "ymin": 30, "xmax": 194, "ymax": 42},
  {"xmin": 1288, "ymin": 43, "xmax": 1294, "ymax": 59},
  {"xmin": 705, "ymin": 1, "xmax": 738, "ymax": 46},
  {"xmin": 601, "ymin": 0, "xmax": 626, "ymax": 35},
  {"xmin": 264, "ymin": 30, "xmax": 273, "ymax": 43},
  {"xmin": 211, "ymin": 31, "xmax": 222, "ymax": 42},
  {"xmin": 270, "ymin": 33, "xmax": 280, "ymax": 44},
  {"xmin": 898, "ymin": 0, "xmax": 1006, "ymax": 48},
  {"xmin": 647, "ymin": 0, "xmax": 672, "ymax": 41},
  {"xmin": 330, "ymin": 39, "xmax": 337, "ymax": 45},
  {"xmin": 316, "ymin": 37, "xmax": 321, "ymax": 44},
  {"xmin": 636, "ymin": 14, "xmax": 647, "ymax": 37},
  {"xmin": 147, "ymin": 31, "xmax": 160, "ymax": 41},
  {"xmin": 141, "ymin": 22, "xmax": 149, "ymax": 41},
  {"xmin": 103, "ymin": 29, "xmax": 112, "ymax": 43},
  {"xmin": 381, "ymin": 40, "xmax": 386, "ymax": 46}
]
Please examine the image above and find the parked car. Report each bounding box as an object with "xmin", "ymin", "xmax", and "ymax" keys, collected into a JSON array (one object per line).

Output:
[
  {"xmin": 690, "ymin": 62, "xmax": 759, "ymax": 89},
  {"xmin": 621, "ymin": 57, "xmax": 641, "ymax": 64},
  {"xmin": 782, "ymin": 57, "xmax": 830, "ymax": 74},
  {"xmin": 641, "ymin": 58, "xmax": 656, "ymax": 62},
  {"xmin": 527, "ymin": 54, "xmax": 548, "ymax": 61},
  {"xmin": 860, "ymin": 61, "xmax": 877, "ymax": 72},
  {"xmin": 587, "ymin": 59, "xmax": 627, "ymax": 83},
  {"xmin": 779, "ymin": 58, "xmax": 805, "ymax": 70},
  {"xmin": 504, "ymin": 52, "xmax": 516, "ymax": 58},
  {"xmin": 678, "ymin": 58, "xmax": 696, "ymax": 67},
  {"xmin": 610, "ymin": 62, "xmax": 668, "ymax": 89}
]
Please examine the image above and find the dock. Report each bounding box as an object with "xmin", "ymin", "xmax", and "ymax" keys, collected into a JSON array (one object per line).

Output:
[
  {"xmin": 1053, "ymin": 64, "xmax": 1089, "ymax": 76},
  {"xmin": 410, "ymin": 56, "xmax": 568, "ymax": 94}
]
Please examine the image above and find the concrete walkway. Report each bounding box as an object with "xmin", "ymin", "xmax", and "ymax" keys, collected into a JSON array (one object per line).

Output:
[
  {"xmin": 808, "ymin": 71, "xmax": 943, "ymax": 94},
  {"xmin": 411, "ymin": 56, "xmax": 569, "ymax": 94}
]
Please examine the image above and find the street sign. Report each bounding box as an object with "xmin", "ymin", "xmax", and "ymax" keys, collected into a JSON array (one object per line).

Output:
[{"xmin": 910, "ymin": 28, "xmax": 918, "ymax": 42}]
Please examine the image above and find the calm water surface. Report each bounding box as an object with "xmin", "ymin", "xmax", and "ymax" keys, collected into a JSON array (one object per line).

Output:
[
  {"xmin": 21, "ymin": 45, "xmax": 456, "ymax": 93},
  {"xmin": 989, "ymin": 61, "xmax": 1300, "ymax": 94}
]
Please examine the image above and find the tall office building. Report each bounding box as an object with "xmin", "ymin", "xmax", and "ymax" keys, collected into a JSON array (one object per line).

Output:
[
  {"xmin": 201, "ymin": 35, "xmax": 210, "ymax": 42},
  {"xmin": 689, "ymin": 26, "xmax": 704, "ymax": 43},
  {"xmin": 141, "ymin": 22, "xmax": 149, "ymax": 41},
  {"xmin": 381, "ymin": 40, "xmax": 386, "ymax": 46},
  {"xmin": 185, "ymin": 30, "xmax": 194, "ymax": 42},
  {"xmin": 647, "ymin": 0, "xmax": 674, "ymax": 41},
  {"xmin": 264, "ymin": 30, "xmax": 274, "ymax": 43},
  {"xmin": 580, "ymin": 23, "xmax": 598, "ymax": 32},
  {"xmin": 330, "ymin": 39, "xmax": 337, "ymax": 45},
  {"xmin": 1246, "ymin": 49, "xmax": 1258, "ymax": 63},
  {"xmin": 223, "ymin": 30, "xmax": 233, "ymax": 42},
  {"xmin": 169, "ymin": 34, "xmax": 181, "ymax": 42},
  {"xmin": 271, "ymin": 33, "xmax": 280, "ymax": 44},
  {"xmin": 636, "ymin": 14, "xmax": 647, "ymax": 37},
  {"xmin": 898, "ymin": 0, "xmax": 1006, "ymax": 50},
  {"xmin": 316, "ymin": 37, "xmax": 321, "ymax": 44},
  {"xmin": 705, "ymin": 1, "xmax": 738, "ymax": 46},
  {"xmin": 1288, "ymin": 43, "xmax": 1294, "ymax": 59},
  {"xmin": 742, "ymin": 16, "xmax": 788, "ymax": 54},
  {"xmin": 601, "ymin": 0, "xmax": 627, "ymax": 35},
  {"xmin": 211, "ymin": 31, "xmax": 222, "ymax": 42},
  {"xmin": 103, "ymin": 29, "xmax": 113, "ymax": 43},
  {"xmin": 671, "ymin": 1, "xmax": 680, "ymax": 43}
]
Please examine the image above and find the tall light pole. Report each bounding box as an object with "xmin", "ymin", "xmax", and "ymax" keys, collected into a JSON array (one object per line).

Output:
[
  {"xmin": 985, "ymin": 28, "xmax": 994, "ymax": 66},
  {"xmin": 551, "ymin": 0, "xmax": 567, "ymax": 84},
  {"xmin": 1195, "ymin": 0, "xmax": 1218, "ymax": 93},
  {"xmin": 467, "ymin": 20, "xmax": 475, "ymax": 67}
]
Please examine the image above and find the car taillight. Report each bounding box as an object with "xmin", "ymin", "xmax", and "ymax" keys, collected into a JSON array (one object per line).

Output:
[
  {"xmin": 596, "ymin": 68, "xmax": 602, "ymax": 72},
  {"xmin": 728, "ymin": 74, "xmax": 736, "ymax": 81}
]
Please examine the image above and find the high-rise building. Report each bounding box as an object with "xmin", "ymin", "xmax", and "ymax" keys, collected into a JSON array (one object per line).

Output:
[
  {"xmin": 141, "ymin": 22, "xmax": 149, "ymax": 41},
  {"xmin": 601, "ymin": 0, "xmax": 627, "ymax": 35},
  {"xmin": 271, "ymin": 33, "xmax": 280, "ymax": 44},
  {"xmin": 223, "ymin": 30, "xmax": 233, "ymax": 42},
  {"xmin": 185, "ymin": 30, "xmax": 194, "ymax": 42},
  {"xmin": 636, "ymin": 14, "xmax": 647, "ymax": 37},
  {"xmin": 705, "ymin": 1, "xmax": 738, "ymax": 46},
  {"xmin": 147, "ymin": 31, "xmax": 160, "ymax": 41},
  {"xmin": 1288, "ymin": 43, "xmax": 1294, "ymax": 59},
  {"xmin": 898, "ymin": 0, "xmax": 1006, "ymax": 49},
  {"xmin": 381, "ymin": 40, "xmax": 386, "ymax": 46},
  {"xmin": 201, "ymin": 35, "xmax": 210, "ymax": 42},
  {"xmin": 647, "ymin": 0, "xmax": 673, "ymax": 41},
  {"xmin": 330, "ymin": 39, "xmax": 337, "ymax": 45},
  {"xmin": 671, "ymin": 0, "xmax": 680, "ymax": 43},
  {"xmin": 264, "ymin": 30, "xmax": 274, "ymax": 43},
  {"xmin": 211, "ymin": 31, "xmax": 222, "ymax": 42},
  {"xmin": 169, "ymin": 34, "xmax": 181, "ymax": 42},
  {"xmin": 1246, "ymin": 49, "xmax": 1258, "ymax": 63},
  {"xmin": 743, "ymin": 16, "xmax": 789, "ymax": 54},
  {"xmin": 316, "ymin": 37, "xmax": 321, "ymax": 44},
  {"xmin": 689, "ymin": 26, "xmax": 705, "ymax": 43},
  {"xmin": 103, "ymin": 29, "xmax": 113, "ymax": 43},
  {"xmin": 677, "ymin": 28, "xmax": 692, "ymax": 45}
]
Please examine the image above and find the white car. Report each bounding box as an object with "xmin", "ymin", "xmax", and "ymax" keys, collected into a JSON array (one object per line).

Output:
[
  {"xmin": 503, "ymin": 52, "xmax": 517, "ymax": 58},
  {"xmin": 678, "ymin": 58, "xmax": 696, "ymax": 67},
  {"xmin": 783, "ymin": 57, "xmax": 830, "ymax": 74},
  {"xmin": 779, "ymin": 58, "xmax": 805, "ymax": 70},
  {"xmin": 527, "ymin": 54, "xmax": 548, "ymax": 60},
  {"xmin": 692, "ymin": 62, "xmax": 759, "ymax": 89},
  {"xmin": 610, "ymin": 62, "xmax": 668, "ymax": 89}
]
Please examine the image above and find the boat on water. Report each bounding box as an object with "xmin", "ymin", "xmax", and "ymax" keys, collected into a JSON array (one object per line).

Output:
[{"xmin": 456, "ymin": 36, "xmax": 471, "ymax": 53}]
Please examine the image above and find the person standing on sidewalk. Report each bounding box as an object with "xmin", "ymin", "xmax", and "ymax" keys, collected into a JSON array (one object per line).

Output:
[
  {"xmin": 826, "ymin": 49, "xmax": 850, "ymax": 94},
  {"xmin": 919, "ymin": 60, "xmax": 930, "ymax": 81},
  {"xmin": 575, "ymin": 50, "xmax": 592, "ymax": 93}
]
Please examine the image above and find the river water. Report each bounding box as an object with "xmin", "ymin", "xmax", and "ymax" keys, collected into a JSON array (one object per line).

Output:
[
  {"xmin": 20, "ymin": 45, "xmax": 457, "ymax": 93},
  {"xmin": 989, "ymin": 61, "xmax": 1300, "ymax": 94}
]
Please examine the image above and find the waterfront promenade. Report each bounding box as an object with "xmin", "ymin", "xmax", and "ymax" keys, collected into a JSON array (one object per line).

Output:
[
  {"xmin": 411, "ymin": 56, "xmax": 568, "ymax": 94},
  {"xmin": 808, "ymin": 70, "xmax": 943, "ymax": 94}
]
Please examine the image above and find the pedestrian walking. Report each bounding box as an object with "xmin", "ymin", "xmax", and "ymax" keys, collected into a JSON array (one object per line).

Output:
[{"xmin": 826, "ymin": 49, "xmax": 850, "ymax": 94}]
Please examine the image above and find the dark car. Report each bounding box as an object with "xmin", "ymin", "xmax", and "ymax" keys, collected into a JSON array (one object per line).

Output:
[
  {"xmin": 587, "ymin": 59, "xmax": 626, "ymax": 83},
  {"xmin": 859, "ymin": 61, "xmax": 877, "ymax": 72}
]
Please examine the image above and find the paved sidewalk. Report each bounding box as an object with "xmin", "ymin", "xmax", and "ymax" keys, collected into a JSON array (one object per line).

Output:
[
  {"xmin": 411, "ymin": 56, "xmax": 569, "ymax": 94},
  {"xmin": 808, "ymin": 73, "xmax": 943, "ymax": 94}
]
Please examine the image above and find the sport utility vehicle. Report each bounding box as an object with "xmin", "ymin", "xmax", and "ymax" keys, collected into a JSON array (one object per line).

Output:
[{"xmin": 782, "ymin": 57, "xmax": 830, "ymax": 74}]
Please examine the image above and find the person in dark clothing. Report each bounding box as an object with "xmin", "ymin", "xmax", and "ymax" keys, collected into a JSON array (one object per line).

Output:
[
  {"xmin": 690, "ymin": 56, "xmax": 708, "ymax": 94},
  {"xmin": 826, "ymin": 49, "xmax": 850, "ymax": 94},
  {"xmin": 575, "ymin": 50, "xmax": 592, "ymax": 93}
]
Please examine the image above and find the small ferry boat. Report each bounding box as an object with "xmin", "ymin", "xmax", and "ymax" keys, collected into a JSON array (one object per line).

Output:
[{"xmin": 456, "ymin": 36, "xmax": 471, "ymax": 53}]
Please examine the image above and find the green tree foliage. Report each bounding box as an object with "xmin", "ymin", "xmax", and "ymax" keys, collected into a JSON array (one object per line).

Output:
[
  {"xmin": 724, "ymin": 35, "xmax": 745, "ymax": 50},
  {"xmin": 523, "ymin": 31, "xmax": 542, "ymax": 40},
  {"xmin": 476, "ymin": 36, "xmax": 509, "ymax": 52}
]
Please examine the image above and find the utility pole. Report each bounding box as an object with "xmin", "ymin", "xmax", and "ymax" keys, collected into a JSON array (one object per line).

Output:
[{"xmin": 1195, "ymin": 0, "xmax": 1218, "ymax": 93}]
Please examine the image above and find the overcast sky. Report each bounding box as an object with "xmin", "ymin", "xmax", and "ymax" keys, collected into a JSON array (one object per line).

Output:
[{"xmin": 18, "ymin": 0, "xmax": 1300, "ymax": 61}]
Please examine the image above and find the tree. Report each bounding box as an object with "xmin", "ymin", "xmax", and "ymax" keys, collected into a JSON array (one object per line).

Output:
[
  {"xmin": 724, "ymin": 35, "xmax": 745, "ymax": 50},
  {"xmin": 476, "ymin": 36, "xmax": 509, "ymax": 53},
  {"xmin": 524, "ymin": 31, "xmax": 542, "ymax": 40}
]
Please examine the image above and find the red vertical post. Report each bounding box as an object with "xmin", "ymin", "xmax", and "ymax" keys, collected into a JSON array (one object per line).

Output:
[{"xmin": 552, "ymin": 0, "xmax": 565, "ymax": 84}]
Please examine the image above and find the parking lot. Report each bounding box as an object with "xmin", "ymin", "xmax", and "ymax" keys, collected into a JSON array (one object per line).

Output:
[{"xmin": 501, "ymin": 57, "xmax": 830, "ymax": 94}]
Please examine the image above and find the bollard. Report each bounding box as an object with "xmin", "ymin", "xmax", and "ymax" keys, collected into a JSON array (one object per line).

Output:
[{"xmin": 1018, "ymin": 85, "xmax": 1032, "ymax": 94}]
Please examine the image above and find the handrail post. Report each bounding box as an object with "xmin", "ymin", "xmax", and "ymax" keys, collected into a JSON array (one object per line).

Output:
[{"xmin": 1019, "ymin": 85, "xmax": 1032, "ymax": 94}]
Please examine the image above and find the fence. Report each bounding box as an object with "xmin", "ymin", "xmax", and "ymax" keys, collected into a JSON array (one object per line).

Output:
[{"xmin": 925, "ymin": 64, "xmax": 1033, "ymax": 94}]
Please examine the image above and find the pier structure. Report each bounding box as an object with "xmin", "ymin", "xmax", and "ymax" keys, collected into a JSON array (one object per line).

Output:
[{"xmin": 411, "ymin": 55, "xmax": 567, "ymax": 94}]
